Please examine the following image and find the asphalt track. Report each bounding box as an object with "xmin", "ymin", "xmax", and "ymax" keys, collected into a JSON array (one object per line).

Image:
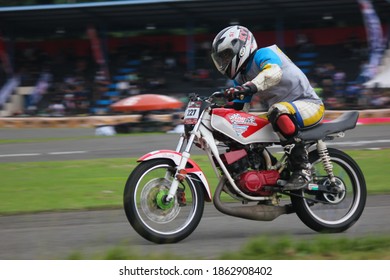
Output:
[
  {"xmin": 0, "ymin": 124, "xmax": 389, "ymax": 259},
  {"xmin": 0, "ymin": 124, "xmax": 390, "ymax": 162}
]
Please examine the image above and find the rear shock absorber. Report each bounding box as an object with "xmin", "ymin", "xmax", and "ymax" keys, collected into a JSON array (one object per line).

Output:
[{"xmin": 316, "ymin": 140, "xmax": 335, "ymax": 184}]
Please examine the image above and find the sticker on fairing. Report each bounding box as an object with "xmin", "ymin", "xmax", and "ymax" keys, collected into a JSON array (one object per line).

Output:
[{"xmin": 229, "ymin": 113, "xmax": 257, "ymax": 136}]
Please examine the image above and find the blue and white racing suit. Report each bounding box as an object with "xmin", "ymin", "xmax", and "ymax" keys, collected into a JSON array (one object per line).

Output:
[{"xmin": 232, "ymin": 44, "xmax": 324, "ymax": 130}]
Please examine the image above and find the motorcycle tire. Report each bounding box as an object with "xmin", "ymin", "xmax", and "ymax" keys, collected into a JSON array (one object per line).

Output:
[
  {"xmin": 291, "ymin": 148, "xmax": 367, "ymax": 233},
  {"xmin": 123, "ymin": 159, "xmax": 205, "ymax": 244}
]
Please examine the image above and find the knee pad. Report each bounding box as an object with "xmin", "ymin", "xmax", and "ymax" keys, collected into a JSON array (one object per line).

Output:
[
  {"xmin": 276, "ymin": 114, "xmax": 297, "ymax": 137},
  {"xmin": 268, "ymin": 107, "xmax": 298, "ymax": 138}
]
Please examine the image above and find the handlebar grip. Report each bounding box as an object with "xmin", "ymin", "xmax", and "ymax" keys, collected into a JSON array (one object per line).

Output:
[{"xmin": 233, "ymin": 87, "xmax": 254, "ymax": 100}]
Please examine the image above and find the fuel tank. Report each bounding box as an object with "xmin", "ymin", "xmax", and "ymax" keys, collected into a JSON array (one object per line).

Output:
[{"xmin": 210, "ymin": 108, "xmax": 280, "ymax": 145}]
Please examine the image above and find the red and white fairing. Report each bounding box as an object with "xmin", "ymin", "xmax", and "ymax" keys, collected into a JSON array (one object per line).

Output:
[{"xmin": 210, "ymin": 108, "xmax": 280, "ymax": 144}]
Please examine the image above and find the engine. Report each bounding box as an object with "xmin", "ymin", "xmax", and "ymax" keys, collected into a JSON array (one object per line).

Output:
[
  {"xmin": 220, "ymin": 148, "xmax": 280, "ymax": 196},
  {"xmin": 237, "ymin": 170, "xmax": 280, "ymax": 196}
]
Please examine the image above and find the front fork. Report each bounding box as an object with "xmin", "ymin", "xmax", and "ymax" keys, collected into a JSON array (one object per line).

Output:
[{"xmin": 164, "ymin": 126, "xmax": 200, "ymax": 203}]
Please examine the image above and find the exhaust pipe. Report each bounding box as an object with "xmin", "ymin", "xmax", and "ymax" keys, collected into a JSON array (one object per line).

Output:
[{"xmin": 213, "ymin": 177, "xmax": 292, "ymax": 221}]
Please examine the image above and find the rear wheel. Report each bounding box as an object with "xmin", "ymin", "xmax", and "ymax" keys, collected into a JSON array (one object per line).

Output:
[
  {"xmin": 123, "ymin": 159, "xmax": 205, "ymax": 243},
  {"xmin": 291, "ymin": 148, "xmax": 366, "ymax": 233}
]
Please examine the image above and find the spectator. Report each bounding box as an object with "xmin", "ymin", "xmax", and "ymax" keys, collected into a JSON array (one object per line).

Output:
[
  {"xmin": 116, "ymin": 77, "xmax": 130, "ymax": 97},
  {"xmin": 344, "ymin": 82, "xmax": 362, "ymax": 108}
]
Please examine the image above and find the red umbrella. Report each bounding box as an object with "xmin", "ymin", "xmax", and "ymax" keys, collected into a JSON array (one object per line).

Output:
[{"xmin": 111, "ymin": 94, "xmax": 183, "ymax": 112}]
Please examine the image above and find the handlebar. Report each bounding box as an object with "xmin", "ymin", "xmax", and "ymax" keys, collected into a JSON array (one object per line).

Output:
[
  {"xmin": 211, "ymin": 88, "xmax": 253, "ymax": 99},
  {"xmin": 189, "ymin": 87, "xmax": 254, "ymax": 103},
  {"xmin": 211, "ymin": 91, "xmax": 225, "ymax": 98}
]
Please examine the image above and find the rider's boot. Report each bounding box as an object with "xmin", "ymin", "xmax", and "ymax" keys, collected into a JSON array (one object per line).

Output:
[
  {"xmin": 267, "ymin": 108, "xmax": 312, "ymax": 191},
  {"xmin": 283, "ymin": 142, "xmax": 312, "ymax": 191}
]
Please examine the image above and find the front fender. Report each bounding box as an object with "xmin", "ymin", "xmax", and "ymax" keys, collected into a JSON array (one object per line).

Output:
[{"xmin": 138, "ymin": 150, "xmax": 212, "ymax": 201}]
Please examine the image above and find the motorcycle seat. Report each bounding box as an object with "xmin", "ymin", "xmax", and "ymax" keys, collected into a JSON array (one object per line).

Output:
[{"xmin": 297, "ymin": 111, "xmax": 359, "ymax": 141}]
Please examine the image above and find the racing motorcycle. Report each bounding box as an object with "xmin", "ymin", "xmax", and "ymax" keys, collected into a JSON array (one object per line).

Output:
[{"xmin": 123, "ymin": 91, "xmax": 366, "ymax": 244}]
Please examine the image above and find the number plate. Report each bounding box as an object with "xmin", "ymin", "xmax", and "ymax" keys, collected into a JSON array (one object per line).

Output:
[{"xmin": 183, "ymin": 101, "xmax": 201, "ymax": 125}]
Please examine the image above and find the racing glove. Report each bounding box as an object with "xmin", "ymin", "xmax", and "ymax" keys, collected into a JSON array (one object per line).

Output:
[{"xmin": 224, "ymin": 82, "xmax": 257, "ymax": 101}]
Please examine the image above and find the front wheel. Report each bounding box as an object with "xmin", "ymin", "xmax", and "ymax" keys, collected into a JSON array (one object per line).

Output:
[
  {"xmin": 291, "ymin": 148, "xmax": 366, "ymax": 233},
  {"xmin": 123, "ymin": 159, "xmax": 205, "ymax": 243}
]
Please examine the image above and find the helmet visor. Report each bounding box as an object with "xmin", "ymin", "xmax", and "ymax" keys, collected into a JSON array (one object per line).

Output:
[{"xmin": 211, "ymin": 48, "xmax": 235, "ymax": 74}]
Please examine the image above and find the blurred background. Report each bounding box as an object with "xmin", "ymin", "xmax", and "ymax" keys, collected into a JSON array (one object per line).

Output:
[
  {"xmin": 0, "ymin": 1, "xmax": 390, "ymax": 261},
  {"xmin": 0, "ymin": 0, "xmax": 389, "ymax": 118}
]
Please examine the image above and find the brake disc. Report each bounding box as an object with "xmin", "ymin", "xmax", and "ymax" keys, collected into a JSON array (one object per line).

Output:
[{"xmin": 140, "ymin": 178, "xmax": 180, "ymax": 224}]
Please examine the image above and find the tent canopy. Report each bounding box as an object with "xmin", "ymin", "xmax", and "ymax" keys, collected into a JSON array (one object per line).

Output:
[
  {"xmin": 111, "ymin": 94, "xmax": 183, "ymax": 112},
  {"xmin": 364, "ymin": 60, "xmax": 390, "ymax": 88}
]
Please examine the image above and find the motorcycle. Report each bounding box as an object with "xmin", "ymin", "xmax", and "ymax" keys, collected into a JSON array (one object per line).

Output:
[{"xmin": 123, "ymin": 91, "xmax": 366, "ymax": 244}]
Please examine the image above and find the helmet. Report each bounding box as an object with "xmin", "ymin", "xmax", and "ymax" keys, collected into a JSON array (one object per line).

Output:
[{"xmin": 211, "ymin": 25, "xmax": 257, "ymax": 79}]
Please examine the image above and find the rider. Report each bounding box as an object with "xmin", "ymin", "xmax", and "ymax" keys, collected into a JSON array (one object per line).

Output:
[{"xmin": 211, "ymin": 25, "xmax": 325, "ymax": 190}]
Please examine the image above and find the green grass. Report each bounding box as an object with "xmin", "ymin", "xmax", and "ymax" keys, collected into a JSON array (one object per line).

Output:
[
  {"xmin": 0, "ymin": 158, "xmax": 136, "ymax": 213},
  {"xmin": 219, "ymin": 235, "xmax": 390, "ymax": 260},
  {"xmin": 347, "ymin": 149, "xmax": 389, "ymax": 192},
  {"xmin": 0, "ymin": 149, "xmax": 389, "ymax": 214},
  {"xmin": 68, "ymin": 235, "xmax": 390, "ymax": 260}
]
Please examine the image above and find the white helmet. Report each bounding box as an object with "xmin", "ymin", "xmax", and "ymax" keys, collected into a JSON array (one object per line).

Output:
[{"xmin": 211, "ymin": 25, "xmax": 258, "ymax": 79}]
